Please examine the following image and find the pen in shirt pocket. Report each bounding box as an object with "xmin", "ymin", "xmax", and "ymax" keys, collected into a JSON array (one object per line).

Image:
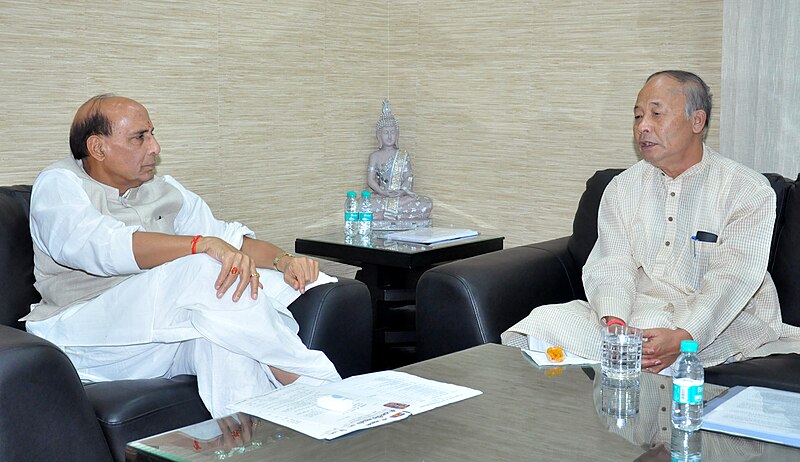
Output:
[
  {"xmin": 691, "ymin": 231, "xmax": 718, "ymax": 256},
  {"xmin": 694, "ymin": 231, "xmax": 718, "ymax": 243}
]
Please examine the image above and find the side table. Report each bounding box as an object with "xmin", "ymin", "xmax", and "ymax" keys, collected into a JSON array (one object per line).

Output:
[{"xmin": 295, "ymin": 231, "xmax": 503, "ymax": 370}]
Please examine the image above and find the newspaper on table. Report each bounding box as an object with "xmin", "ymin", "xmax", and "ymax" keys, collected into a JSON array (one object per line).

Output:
[{"xmin": 228, "ymin": 370, "xmax": 482, "ymax": 440}]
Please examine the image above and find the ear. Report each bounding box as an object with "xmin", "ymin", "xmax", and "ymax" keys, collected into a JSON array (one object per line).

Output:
[
  {"xmin": 86, "ymin": 135, "xmax": 106, "ymax": 161},
  {"xmin": 691, "ymin": 110, "xmax": 707, "ymax": 135}
]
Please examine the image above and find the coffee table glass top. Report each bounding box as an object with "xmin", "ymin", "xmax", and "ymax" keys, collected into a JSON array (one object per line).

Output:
[{"xmin": 127, "ymin": 344, "xmax": 800, "ymax": 461}]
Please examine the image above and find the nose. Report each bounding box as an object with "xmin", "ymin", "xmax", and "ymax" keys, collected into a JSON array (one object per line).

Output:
[
  {"xmin": 636, "ymin": 115, "xmax": 652, "ymax": 135},
  {"xmin": 148, "ymin": 135, "xmax": 161, "ymax": 156}
]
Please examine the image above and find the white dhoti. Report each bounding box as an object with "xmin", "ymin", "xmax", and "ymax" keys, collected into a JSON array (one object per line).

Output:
[
  {"xmin": 27, "ymin": 254, "xmax": 341, "ymax": 417},
  {"xmin": 501, "ymin": 299, "xmax": 677, "ymax": 362}
]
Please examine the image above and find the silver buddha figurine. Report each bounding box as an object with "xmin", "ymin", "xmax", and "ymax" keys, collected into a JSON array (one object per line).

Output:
[{"xmin": 366, "ymin": 100, "xmax": 432, "ymax": 230}]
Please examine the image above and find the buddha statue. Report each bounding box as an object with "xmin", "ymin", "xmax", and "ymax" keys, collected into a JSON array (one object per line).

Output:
[{"xmin": 366, "ymin": 100, "xmax": 433, "ymax": 229}]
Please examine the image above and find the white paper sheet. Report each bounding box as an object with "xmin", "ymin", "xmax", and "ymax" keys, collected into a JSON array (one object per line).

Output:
[
  {"xmin": 227, "ymin": 371, "xmax": 482, "ymax": 440},
  {"xmin": 522, "ymin": 348, "xmax": 600, "ymax": 367},
  {"xmin": 384, "ymin": 228, "xmax": 479, "ymax": 244},
  {"xmin": 702, "ymin": 386, "xmax": 800, "ymax": 448}
]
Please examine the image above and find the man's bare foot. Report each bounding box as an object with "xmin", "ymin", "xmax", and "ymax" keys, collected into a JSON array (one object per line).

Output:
[{"xmin": 269, "ymin": 366, "xmax": 300, "ymax": 385}]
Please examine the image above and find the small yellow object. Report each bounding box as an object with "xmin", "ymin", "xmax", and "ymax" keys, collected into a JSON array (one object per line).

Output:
[
  {"xmin": 546, "ymin": 346, "xmax": 564, "ymax": 363},
  {"xmin": 546, "ymin": 366, "xmax": 564, "ymax": 377}
]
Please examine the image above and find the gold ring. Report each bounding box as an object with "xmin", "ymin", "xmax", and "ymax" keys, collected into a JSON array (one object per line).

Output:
[
  {"xmin": 231, "ymin": 267, "xmax": 239, "ymax": 275},
  {"xmin": 251, "ymin": 272, "xmax": 260, "ymax": 278}
]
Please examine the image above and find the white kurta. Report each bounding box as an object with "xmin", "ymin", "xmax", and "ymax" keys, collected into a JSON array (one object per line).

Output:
[
  {"xmin": 502, "ymin": 146, "xmax": 800, "ymax": 367},
  {"xmin": 25, "ymin": 162, "xmax": 340, "ymax": 417}
]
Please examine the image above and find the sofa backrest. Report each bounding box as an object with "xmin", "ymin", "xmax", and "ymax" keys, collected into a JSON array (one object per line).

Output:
[
  {"xmin": 0, "ymin": 185, "xmax": 40, "ymax": 329},
  {"xmin": 769, "ymin": 178, "xmax": 800, "ymax": 326},
  {"xmin": 565, "ymin": 169, "xmax": 799, "ymax": 326},
  {"xmin": 566, "ymin": 168, "xmax": 624, "ymax": 278}
]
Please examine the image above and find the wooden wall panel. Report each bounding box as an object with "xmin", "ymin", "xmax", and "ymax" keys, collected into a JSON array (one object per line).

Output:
[{"xmin": 0, "ymin": 0, "xmax": 722, "ymax": 277}]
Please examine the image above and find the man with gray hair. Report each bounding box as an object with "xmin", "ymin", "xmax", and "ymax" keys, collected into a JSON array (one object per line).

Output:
[
  {"xmin": 24, "ymin": 94, "xmax": 341, "ymax": 417},
  {"xmin": 503, "ymin": 70, "xmax": 800, "ymax": 373}
]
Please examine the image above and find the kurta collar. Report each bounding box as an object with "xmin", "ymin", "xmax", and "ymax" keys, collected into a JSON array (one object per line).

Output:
[
  {"xmin": 643, "ymin": 143, "xmax": 713, "ymax": 184},
  {"xmin": 72, "ymin": 156, "xmax": 145, "ymax": 202}
]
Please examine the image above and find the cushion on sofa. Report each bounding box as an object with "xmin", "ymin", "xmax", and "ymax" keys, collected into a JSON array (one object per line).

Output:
[
  {"xmin": 565, "ymin": 169, "xmax": 623, "ymax": 301},
  {"xmin": 770, "ymin": 176, "xmax": 800, "ymax": 326},
  {"xmin": 0, "ymin": 185, "xmax": 40, "ymax": 329}
]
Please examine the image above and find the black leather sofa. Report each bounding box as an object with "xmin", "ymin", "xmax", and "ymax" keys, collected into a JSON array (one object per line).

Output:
[
  {"xmin": 0, "ymin": 185, "xmax": 372, "ymax": 462},
  {"xmin": 417, "ymin": 168, "xmax": 800, "ymax": 392}
]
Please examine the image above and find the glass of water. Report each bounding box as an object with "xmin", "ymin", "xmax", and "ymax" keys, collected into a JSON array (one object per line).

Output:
[{"xmin": 601, "ymin": 324, "xmax": 642, "ymax": 380}]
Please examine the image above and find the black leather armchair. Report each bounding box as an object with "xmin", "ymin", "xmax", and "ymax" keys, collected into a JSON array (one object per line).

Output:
[
  {"xmin": 417, "ymin": 169, "xmax": 800, "ymax": 393},
  {"xmin": 0, "ymin": 185, "xmax": 372, "ymax": 462}
]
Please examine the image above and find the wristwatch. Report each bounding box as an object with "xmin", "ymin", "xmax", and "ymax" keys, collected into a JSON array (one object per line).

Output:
[{"xmin": 273, "ymin": 252, "xmax": 293, "ymax": 271}]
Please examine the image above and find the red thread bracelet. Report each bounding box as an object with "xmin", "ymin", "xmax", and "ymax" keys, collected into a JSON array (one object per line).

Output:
[
  {"xmin": 191, "ymin": 235, "xmax": 202, "ymax": 254},
  {"xmin": 606, "ymin": 318, "xmax": 626, "ymax": 327}
]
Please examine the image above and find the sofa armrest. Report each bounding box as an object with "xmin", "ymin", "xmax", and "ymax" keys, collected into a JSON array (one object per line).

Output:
[
  {"xmin": 705, "ymin": 354, "xmax": 800, "ymax": 393},
  {"xmin": 0, "ymin": 326, "xmax": 112, "ymax": 461},
  {"xmin": 288, "ymin": 278, "xmax": 372, "ymax": 378},
  {"xmin": 416, "ymin": 237, "xmax": 580, "ymax": 360}
]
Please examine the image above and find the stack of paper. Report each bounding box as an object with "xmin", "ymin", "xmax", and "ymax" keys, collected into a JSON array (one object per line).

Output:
[
  {"xmin": 703, "ymin": 386, "xmax": 800, "ymax": 448},
  {"xmin": 228, "ymin": 371, "xmax": 482, "ymax": 440},
  {"xmin": 384, "ymin": 227, "xmax": 479, "ymax": 244}
]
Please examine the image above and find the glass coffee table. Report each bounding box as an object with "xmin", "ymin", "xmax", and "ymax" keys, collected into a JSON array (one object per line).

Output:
[
  {"xmin": 295, "ymin": 231, "xmax": 504, "ymax": 370},
  {"xmin": 127, "ymin": 344, "xmax": 800, "ymax": 461}
]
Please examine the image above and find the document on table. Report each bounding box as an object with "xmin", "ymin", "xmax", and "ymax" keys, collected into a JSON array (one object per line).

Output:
[
  {"xmin": 227, "ymin": 371, "xmax": 482, "ymax": 440},
  {"xmin": 702, "ymin": 386, "xmax": 800, "ymax": 448},
  {"xmin": 384, "ymin": 227, "xmax": 479, "ymax": 244}
]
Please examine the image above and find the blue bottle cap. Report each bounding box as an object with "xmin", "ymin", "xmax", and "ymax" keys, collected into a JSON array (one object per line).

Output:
[
  {"xmin": 362, "ymin": 190, "xmax": 371, "ymax": 198},
  {"xmin": 680, "ymin": 340, "xmax": 698, "ymax": 353},
  {"xmin": 347, "ymin": 191, "xmax": 356, "ymax": 197}
]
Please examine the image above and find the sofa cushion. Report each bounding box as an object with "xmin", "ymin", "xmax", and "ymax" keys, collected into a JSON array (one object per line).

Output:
[
  {"xmin": 0, "ymin": 185, "xmax": 40, "ymax": 329},
  {"xmin": 770, "ymin": 176, "xmax": 800, "ymax": 326},
  {"xmin": 762, "ymin": 173, "xmax": 793, "ymax": 271},
  {"xmin": 84, "ymin": 376, "xmax": 211, "ymax": 462},
  {"xmin": 566, "ymin": 168, "xmax": 623, "ymax": 286}
]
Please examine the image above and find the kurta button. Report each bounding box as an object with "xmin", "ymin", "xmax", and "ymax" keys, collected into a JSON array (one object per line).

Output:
[
  {"xmin": 665, "ymin": 241, "xmax": 670, "ymax": 246},
  {"xmin": 670, "ymin": 192, "xmax": 676, "ymax": 197},
  {"xmin": 662, "ymin": 427, "xmax": 668, "ymax": 431},
  {"xmin": 668, "ymin": 217, "xmax": 673, "ymax": 222},
  {"xmin": 661, "ymin": 406, "xmax": 667, "ymax": 412},
  {"xmin": 660, "ymin": 384, "xmax": 665, "ymax": 389}
]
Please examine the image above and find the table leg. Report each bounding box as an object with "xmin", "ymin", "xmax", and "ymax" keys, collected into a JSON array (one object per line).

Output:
[{"xmin": 355, "ymin": 264, "xmax": 427, "ymax": 371}]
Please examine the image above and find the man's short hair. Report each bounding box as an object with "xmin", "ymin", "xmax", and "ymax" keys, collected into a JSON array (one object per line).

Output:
[
  {"xmin": 647, "ymin": 70, "xmax": 712, "ymax": 136},
  {"xmin": 69, "ymin": 94, "xmax": 116, "ymax": 160}
]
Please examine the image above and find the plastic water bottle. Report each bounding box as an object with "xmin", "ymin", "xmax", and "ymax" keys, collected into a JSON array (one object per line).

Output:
[
  {"xmin": 670, "ymin": 427, "xmax": 701, "ymax": 462},
  {"xmin": 672, "ymin": 340, "xmax": 704, "ymax": 431},
  {"xmin": 357, "ymin": 190, "xmax": 373, "ymax": 236},
  {"xmin": 344, "ymin": 191, "xmax": 358, "ymax": 237}
]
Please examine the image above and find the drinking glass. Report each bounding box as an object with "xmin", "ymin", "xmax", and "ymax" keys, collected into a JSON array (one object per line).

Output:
[{"xmin": 601, "ymin": 324, "xmax": 642, "ymax": 379}]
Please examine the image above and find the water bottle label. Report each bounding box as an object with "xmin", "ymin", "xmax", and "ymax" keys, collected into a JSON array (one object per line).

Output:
[
  {"xmin": 672, "ymin": 382, "xmax": 703, "ymax": 405},
  {"xmin": 359, "ymin": 212, "xmax": 373, "ymax": 222},
  {"xmin": 345, "ymin": 212, "xmax": 358, "ymax": 222}
]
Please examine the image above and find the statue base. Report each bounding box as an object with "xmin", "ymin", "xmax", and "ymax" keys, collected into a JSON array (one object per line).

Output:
[{"xmin": 372, "ymin": 219, "xmax": 432, "ymax": 231}]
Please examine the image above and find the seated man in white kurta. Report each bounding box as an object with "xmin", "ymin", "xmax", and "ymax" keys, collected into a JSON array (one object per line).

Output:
[
  {"xmin": 502, "ymin": 70, "xmax": 800, "ymax": 374},
  {"xmin": 23, "ymin": 94, "xmax": 341, "ymax": 417}
]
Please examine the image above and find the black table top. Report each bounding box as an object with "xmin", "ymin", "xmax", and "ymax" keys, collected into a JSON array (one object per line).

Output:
[{"xmin": 295, "ymin": 231, "xmax": 504, "ymax": 269}]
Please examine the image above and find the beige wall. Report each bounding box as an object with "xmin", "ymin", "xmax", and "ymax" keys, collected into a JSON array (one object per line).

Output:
[{"xmin": 0, "ymin": 1, "xmax": 722, "ymax": 276}]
